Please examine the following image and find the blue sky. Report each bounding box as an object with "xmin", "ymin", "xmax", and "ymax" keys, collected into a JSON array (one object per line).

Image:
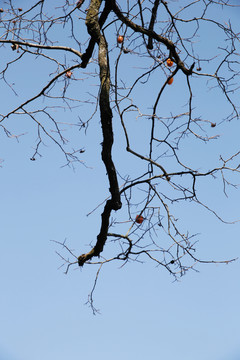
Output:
[{"xmin": 0, "ymin": 2, "xmax": 240, "ymax": 360}]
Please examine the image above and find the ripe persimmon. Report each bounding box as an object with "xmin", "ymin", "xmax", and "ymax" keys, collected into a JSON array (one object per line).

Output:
[
  {"xmin": 117, "ymin": 35, "xmax": 124, "ymax": 44},
  {"xmin": 166, "ymin": 58, "xmax": 173, "ymax": 67},
  {"xmin": 135, "ymin": 215, "xmax": 144, "ymax": 224},
  {"xmin": 167, "ymin": 77, "xmax": 174, "ymax": 85}
]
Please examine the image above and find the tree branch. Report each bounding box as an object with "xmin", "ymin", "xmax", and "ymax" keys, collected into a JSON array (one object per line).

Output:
[{"xmin": 78, "ymin": 0, "xmax": 121, "ymax": 266}]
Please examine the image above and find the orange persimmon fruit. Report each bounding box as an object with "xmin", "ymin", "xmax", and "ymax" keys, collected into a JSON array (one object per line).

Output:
[
  {"xmin": 166, "ymin": 58, "xmax": 173, "ymax": 67},
  {"xmin": 167, "ymin": 77, "xmax": 174, "ymax": 85},
  {"xmin": 135, "ymin": 215, "xmax": 144, "ymax": 224},
  {"xmin": 117, "ymin": 35, "xmax": 124, "ymax": 44}
]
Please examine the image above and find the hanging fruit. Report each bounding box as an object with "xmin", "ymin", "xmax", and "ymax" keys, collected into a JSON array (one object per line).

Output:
[
  {"xmin": 167, "ymin": 77, "xmax": 174, "ymax": 85},
  {"xmin": 11, "ymin": 43, "xmax": 19, "ymax": 51},
  {"xmin": 166, "ymin": 58, "xmax": 173, "ymax": 67},
  {"xmin": 66, "ymin": 71, "xmax": 72, "ymax": 78},
  {"xmin": 135, "ymin": 215, "xmax": 144, "ymax": 224},
  {"xmin": 117, "ymin": 35, "xmax": 124, "ymax": 44}
]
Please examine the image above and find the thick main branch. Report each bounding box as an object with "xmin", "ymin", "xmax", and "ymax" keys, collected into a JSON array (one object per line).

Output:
[{"xmin": 78, "ymin": 0, "xmax": 121, "ymax": 266}]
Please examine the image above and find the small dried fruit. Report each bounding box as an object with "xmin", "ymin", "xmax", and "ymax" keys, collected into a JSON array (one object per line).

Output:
[
  {"xmin": 66, "ymin": 70, "xmax": 73, "ymax": 78},
  {"xmin": 0, "ymin": 8, "xmax": 4, "ymax": 12},
  {"xmin": 11, "ymin": 43, "xmax": 19, "ymax": 51},
  {"xmin": 211, "ymin": 122, "xmax": 216, "ymax": 128},
  {"xmin": 135, "ymin": 215, "xmax": 144, "ymax": 224},
  {"xmin": 18, "ymin": 8, "xmax": 23, "ymax": 11},
  {"xmin": 167, "ymin": 77, "xmax": 174, "ymax": 85}
]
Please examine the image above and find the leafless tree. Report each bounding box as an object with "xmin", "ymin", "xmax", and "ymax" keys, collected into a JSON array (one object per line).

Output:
[{"xmin": 0, "ymin": 0, "xmax": 239, "ymax": 312}]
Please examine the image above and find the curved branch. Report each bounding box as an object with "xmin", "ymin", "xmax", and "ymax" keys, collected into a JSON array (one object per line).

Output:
[
  {"xmin": 0, "ymin": 39, "xmax": 83, "ymax": 58},
  {"xmin": 109, "ymin": 0, "xmax": 195, "ymax": 75},
  {"xmin": 0, "ymin": 64, "xmax": 81, "ymax": 122},
  {"xmin": 78, "ymin": 0, "xmax": 121, "ymax": 266}
]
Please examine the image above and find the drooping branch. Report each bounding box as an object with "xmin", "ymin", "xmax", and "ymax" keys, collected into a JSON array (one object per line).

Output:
[{"xmin": 78, "ymin": 0, "xmax": 121, "ymax": 266}]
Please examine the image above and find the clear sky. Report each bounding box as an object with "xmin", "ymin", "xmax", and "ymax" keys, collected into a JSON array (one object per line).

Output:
[{"xmin": 0, "ymin": 2, "xmax": 240, "ymax": 360}]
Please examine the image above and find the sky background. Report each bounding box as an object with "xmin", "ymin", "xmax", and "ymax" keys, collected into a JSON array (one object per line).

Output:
[{"xmin": 0, "ymin": 2, "xmax": 240, "ymax": 360}]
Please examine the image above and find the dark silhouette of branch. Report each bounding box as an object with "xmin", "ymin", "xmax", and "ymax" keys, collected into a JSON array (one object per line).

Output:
[
  {"xmin": 78, "ymin": 0, "xmax": 122, "ymax": 266},
  {"xmin": 147, "ymin": 0, "xmax": 160, "ymax": 50},
  {"xmin": 0, "ymin": 0, "xmax": 239, "ymax": 307}
]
